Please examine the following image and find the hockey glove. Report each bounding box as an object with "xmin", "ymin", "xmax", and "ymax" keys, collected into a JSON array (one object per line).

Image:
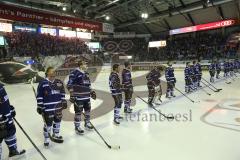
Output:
[
  {"xmin": 37, "ymin": 107, "xmax": 42, "ymax": 115},
  {"xmin": 61, "ymin": 100, "xmax": 68, "ymax": 109},
  {"xmin": 9, "ymin": 105, "xmax": 16, "ymax": 118},
  {"xmin": 90, "ymin": 91, "xmax": 97, "ymax": 100}
]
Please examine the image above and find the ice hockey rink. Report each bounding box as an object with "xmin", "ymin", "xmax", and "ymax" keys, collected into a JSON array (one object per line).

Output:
[{"xmin": 1, "ymin": 68, "xmax": 240, "ymax": 160}]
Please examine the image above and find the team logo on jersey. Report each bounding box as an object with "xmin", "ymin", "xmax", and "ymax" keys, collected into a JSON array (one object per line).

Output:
[
  {"xmin": 56, "ymin": 82, "xmax": 62, "ymax": 87},
  {"xmin": 3, "ymin": 95, "xmax": 8, "ymax": 102},
  {"xmin": 0, "ymin": 95, "xmax": 8, "ymax": 104}
]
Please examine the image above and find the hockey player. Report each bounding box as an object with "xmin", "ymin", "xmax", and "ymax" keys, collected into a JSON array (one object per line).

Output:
[
  {"xmin": 223, "ymin": 60, "xmax": 231, "ymax": 84},
  {"xmin": 184, "ymin": 62, "xmax": 193, "ymax": 93},
  {"xmin": 37, "ymin": 67, "xmax": 67, "ymax": 146},
  {"xmin": 109, "ymin": 64, "xmax": 123, "ymax": 125},
  {"xmin": 67, "ymin": 60, "xmax": 96, "ymax": 134},
  {"xmin": 234, "ymin": 59, "xmax": 240, "ymax": 73},
  {"xmin": 192, "ymin": 61, "xmax": 200, "ymax": 90},
  {"xmin": 146, "ymin": 66, "xmax": 164, "ymax": 105},
  {"xmin": 209, "ymin": 60, "xmax": 216, "ymax": 83},
  {"xmin": 229, "ymin": 60, "xmax": 234, "ymax": 77},
  {"xmin": 233, "ymin": 59, "xmax": 239, "ymax": 74},
  {"xmin": 237, "ymin": 59, "xmax": 240, "ymax": 73},
  {"xmin": 196, "ymin": 60, "xmax": 202, "ymax": 87},
  {"xmin": 0, "ymin": 84, "xmax": 25, "ymax": 158},
  {"xmin": 216, "ymin": 60, "xmax": 221, "ymax": 79},
  {"xmin": 165, "ymin": 62, "xmax": 176, "ymax": 98},
  {"xmin": 122, "ymin": 62, "xmax": 133, "ymax": 114},
  {"xmin": 223, "ymin": 60, "xmax": 229, "ymax": 78}
]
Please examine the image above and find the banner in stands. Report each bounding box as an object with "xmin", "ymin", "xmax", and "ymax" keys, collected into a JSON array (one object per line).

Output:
[
  {"xmin": 59, "ymin": 29, "xmax": 76, "ymax": 37},
  {"xmin": 76, "ymin": 31, "xmax": 92, "ymax": 39},
  {"xmin": 13, "ymin": 25, "xmax": 37, "ymax": 32},
  {"xmin": 0, "ymin": 22, "xmax": 12, "ymax": 32},
  {"xmin": 170, "ymin": 19, "xmax": 236, "ymax": 35},
  {"xmin": 39, "ymin": 27, "xmax": 57, "ymax": 36},
  {"xmin": 0, "ymin": 3, "xmax": 102, "ymax": 32},
  {"xmin": 148, "ymin": 41, "xmax": 167, "ymax": 48}
]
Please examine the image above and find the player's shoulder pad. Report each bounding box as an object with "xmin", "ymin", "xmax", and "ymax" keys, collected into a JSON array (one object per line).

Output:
[
  {"xmin": 39, "ymin": 79, "xmax": 48, "ymax": 85},
  {"xmin": 55, "ymin": 79, "xmax": 64, "ymax": 86},
  {"xmin": 55, "ymin": 78, "xmax": 63, "ymax": 83}
]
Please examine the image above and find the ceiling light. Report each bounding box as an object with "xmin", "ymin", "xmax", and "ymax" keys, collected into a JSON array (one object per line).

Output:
[
  {"xmin": 105, "ymin": 16, "xmax": 110, "ymax": 20},
  {"xmin": 141, "ymin": 13, "xmax": 148, "ymax": 19}
]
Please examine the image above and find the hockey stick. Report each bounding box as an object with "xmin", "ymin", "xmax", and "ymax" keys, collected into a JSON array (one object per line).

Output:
[
  {"xmin": 30, "ymin": 79, "xmax": 63, "ymax": 143},
  {"xmin": 174, "ymin": 87, "xmax": 199, "ymax": 103},
  {"xmin": 200, "ymin": 81, "xmax": 219, "ymax": 92},
  {"xmin": 201, "ymin": 78, "xmax": 222, "ymax": 91},
  {"xmin": 13, "ymin": 118, "xmax": 47, "ymax": 160},
  {"xmin": 73, "ymin": 102, "xmax": 120, "ymax": 150},
  {"xmin": 133, "ymin": 93, "xmax": 174, "ymax": 119},
  {"xmin": 225, "ymin": 81, "xmax": 232, "ymax": 84},
  {"xmin": 200, "ymin": 88, "xmax": 211, "ymax": 96}
]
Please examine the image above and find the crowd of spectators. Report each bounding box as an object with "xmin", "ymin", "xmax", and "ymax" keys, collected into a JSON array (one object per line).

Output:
[
  {"xmin": 5, "ymin": 31, "xmax": 91, "ymax": 57},
  {"xmin": 1, "ymin": 31, "xmax": 239, "ymax": 63},
  {"xmin": 101, "ymin": 32, "xmax": 239, "ymax": 62},
  {"xmin": 153, "ymin": 33, "xmax": 239, "ymax": 61}
]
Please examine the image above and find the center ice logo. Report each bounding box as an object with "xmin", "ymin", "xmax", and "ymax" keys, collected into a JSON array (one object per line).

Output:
[
  {"xmin": 201, "ymin": 99, "xmax": 240, "ymax": 132},
  {"xmin": 61, "ymin": 72, "xmax": 168, "ymax": 121}
]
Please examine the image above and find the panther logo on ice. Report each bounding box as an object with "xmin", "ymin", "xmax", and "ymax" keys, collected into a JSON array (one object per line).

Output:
[
  {"xmin": 201, "ymin": 99, "xmax": 240, "ymax": 132},
  {"xmin": 59, "ymin": 55, "xmax": 167, "ymax": 121},
  {"xmin": 62, "ymin": 72, "xmax": 167, "ymax": 121}
]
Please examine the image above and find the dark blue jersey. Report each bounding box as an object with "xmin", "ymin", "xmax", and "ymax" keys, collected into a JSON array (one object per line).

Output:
[
  {"xmin": 229, "ymin": 62, "xmax": 234, "ymax": 71},
  {"xmin": 67, "ymin": 69, "xmax": 91, "ymax": 101},
  {"xmin": 184, "ymin": 66, "xmax": 192, "ymax": 79},
  {"xmin": 146, "ymin": 69, "xmax": 161, "ymax": 86},
  {"xmin": 122, "ymin": 68, "xmax": 133, "ymax": 88},
  {"xmin": 224, "ymin": 62, "xmax": 230, "ymax": 72},
  {"xmin": 233, "ymin": 61, "xmax": 239, "ymax": 69},
  {"xmin": 0, "ymin": 84, "xmax": 14, "ymax": 128},
  {"xmin": 109, "ymin": 72, "xmax": 121, "ymax": 95},
  {"xmin": 37, "ymin": 78, "xmax": 65, "ymax": 113},
  {"xmin": 196, "ymin": 63, "xmax": 202, "ymax": 75},
  {"xmin": 190, "ymin": 66, "xmax": 196, "ymax": 78},
  {"xmin": 165, "ymin": 66, "xmax": 175, "ymax": 82},
  {"xmin": 209, "ymin": 63, "xmax": 216, "ymax": 72},
  {"xmin": 191, "ymin": 64, "xmax": 201, "ymax": 76},
  {"xmin": 193, "ymin": 64, "xmax": 201, "ymax": 76},
  {"xmin": 216, "ymin": 63, "xmax": 221, "ymax": 71},
  {"xmin": 237, "ymin": 61, "xmax": 240, "ymax": 69}
]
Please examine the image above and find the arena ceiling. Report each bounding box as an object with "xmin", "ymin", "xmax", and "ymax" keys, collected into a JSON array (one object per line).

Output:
[{"xmin": 1, "ymin": 0, "xmax": 240, "ymax": 34}]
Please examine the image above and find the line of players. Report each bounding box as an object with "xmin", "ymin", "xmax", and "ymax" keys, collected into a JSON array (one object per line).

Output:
[
  {"xmin": 184, "ymin": 59, "xmax": 240, "ymax": 93},
  {"xmin": 209, "ymin": 59, "xmax": 240, "ymax": 83},
  {"xmin": 1, "ymin": 59, "xmax": 239, "ymax": 158}
]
